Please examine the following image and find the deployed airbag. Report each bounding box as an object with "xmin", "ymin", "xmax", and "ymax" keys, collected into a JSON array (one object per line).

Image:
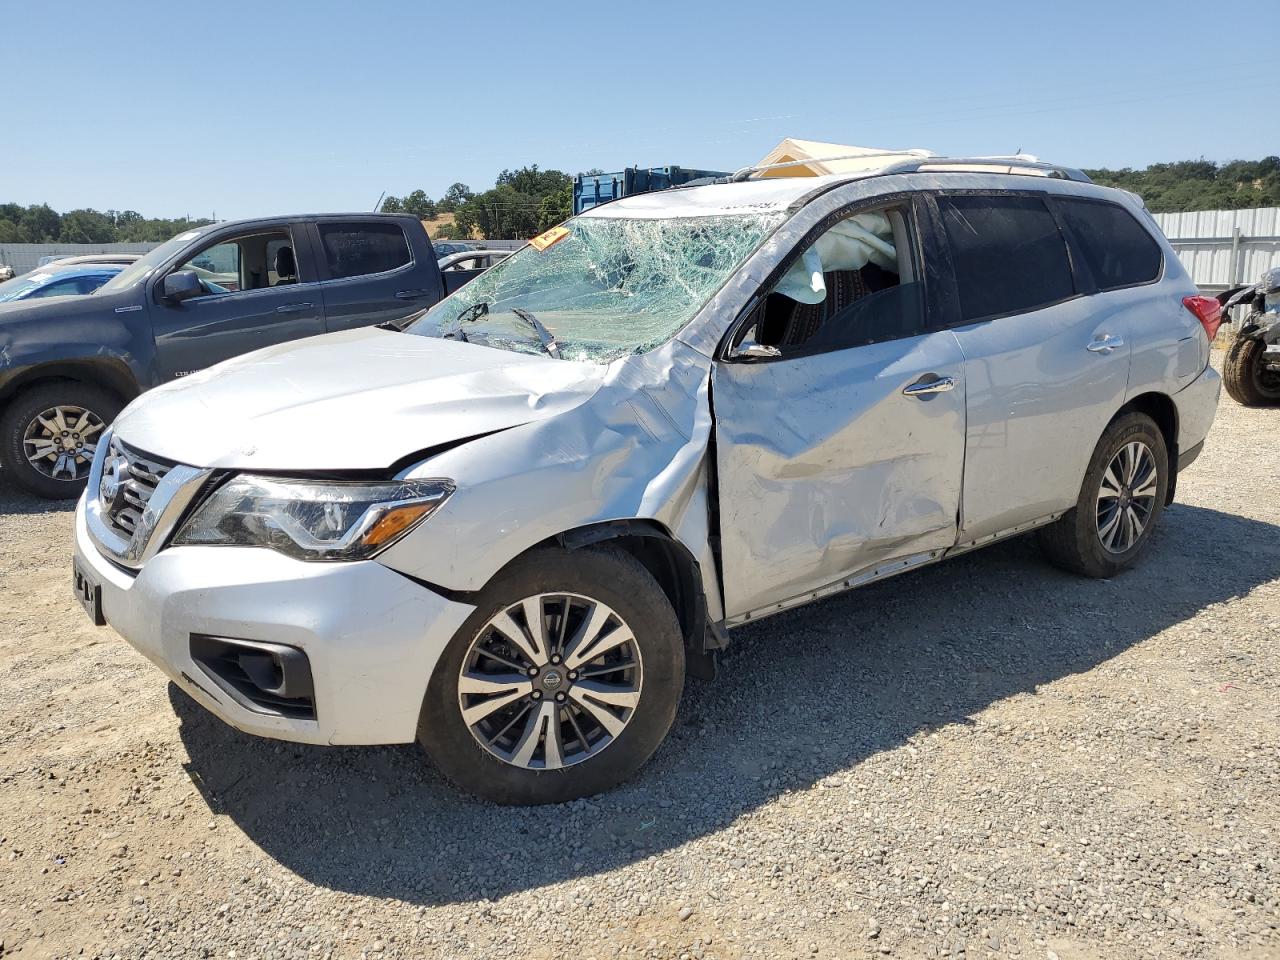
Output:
[{"xmin": 774, "ymin": 212, "xmax": 897, "ymax": 304}]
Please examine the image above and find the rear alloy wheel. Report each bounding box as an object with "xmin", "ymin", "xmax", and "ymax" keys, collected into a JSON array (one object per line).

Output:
[
  {"xmin": 1038, "ymin": 412, "xmax": 1168, "ymax": 578},
  {"xmin": 419, "ymin": 547, "xmax": 684, "ymax": 804},
  {"xmin": 1223, "ymin": 336, "xmax": 1280, "ymax": 406},
  {"xmin": 1095, "ymin": 440, "xmax": 1160, "ymax": 555},
  {"xmin": 1, "ymin": 382, "xmax": 122, "ymax": 500}
]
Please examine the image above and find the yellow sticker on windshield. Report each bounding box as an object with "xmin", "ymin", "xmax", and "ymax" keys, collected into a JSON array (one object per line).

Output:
[{"xmin": 530, "ymin": 225, "xmax": 571, "ymax": 251}]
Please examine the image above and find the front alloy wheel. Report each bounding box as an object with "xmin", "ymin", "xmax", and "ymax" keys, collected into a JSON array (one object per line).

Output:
[
  {"xmin": 1, "ymin": 382, "xmax": 123, "ymax": 500},
  {"xmin": 418, "ymin": 547, "xmax": 684, "ymax": 805},
  {"xmin": 22, "ymin": 404, "xmax": 105, "ymax": 483},
  {"xmin": 459, "ymin": 594, "xmax": 643, "ymax": 770}
]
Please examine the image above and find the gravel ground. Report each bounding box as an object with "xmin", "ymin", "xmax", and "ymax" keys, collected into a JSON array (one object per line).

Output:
[{"xmin": 1, "ymin": 361, "xmax": 1277, "ymax": 960}]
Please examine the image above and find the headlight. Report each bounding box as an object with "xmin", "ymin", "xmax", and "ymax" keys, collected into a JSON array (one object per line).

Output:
[{"xmin": 173, "ymin": 475, "xmax": 453, "ymax": 562}]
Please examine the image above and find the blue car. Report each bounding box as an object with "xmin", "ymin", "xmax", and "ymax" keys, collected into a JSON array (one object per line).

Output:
[{"xmin": 0, "ymin": 262, "xmax": 125, "ymax": 303}]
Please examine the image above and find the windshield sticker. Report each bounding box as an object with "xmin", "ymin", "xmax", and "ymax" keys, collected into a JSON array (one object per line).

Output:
[
  {"xmin": 173, "ymin": 231, "xmax": 202, "ymax": 242},
  {"xmin": 28, "ymin": 273, "xmax": 51, "ymax": 283},
  {"xmin": 529, "ymin": 225, "xmax": 571, "ymax": 252}
]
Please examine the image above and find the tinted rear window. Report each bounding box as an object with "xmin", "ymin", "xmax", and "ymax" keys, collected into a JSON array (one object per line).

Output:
[
  {"xmin": 939, "ymin": 195, "xmax": 1075, "ymax": 322},
  {"xmin": 318, "ymin": 222, "xmax": 411, "ymax": 280},
  {"xmin": 1056, "ymin": 197, "xmax": 1162, "ymax": 290}
]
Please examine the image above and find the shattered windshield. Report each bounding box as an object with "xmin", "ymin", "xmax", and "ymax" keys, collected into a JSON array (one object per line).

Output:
[{"xmin": 406, "ymin": 212, "xmax": 785, "ymax": 362}]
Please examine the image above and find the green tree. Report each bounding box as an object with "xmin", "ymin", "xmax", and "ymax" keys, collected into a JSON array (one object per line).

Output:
[
  {"xmin": 20, "ymin": 204, "xmax": 61, "ymax": 242},
  {"xmin": 438, "ymin": 182, "xmax": 473, "ymax": 213},
  {"xmin": 455, "ymin": 184, "xmax": 544, "ymax": 239},
  {"xmin": 401, "ymin": 189, "xmax": 438, "ymax": 220},
  {"xmin": 380, "ymin": 195, "xmax": 404, "ymax": 213},
  {"xmin": 1084, "ymin": 157, "xmax": 1280, "ymax": 212},
  {"xmin": 433, "ymin": 221, "xmax": 468, "ymax": 240},
  {"xmin": 59, "ymin": 208, "xmax": 118, "ymax": 243},
  {"xmin": 0, "ymin": 219, "xmax": 30, "ymax": 243},
  {"xmin": 537, "ymin": 184, "xmax": 572, "ymax": 232}
]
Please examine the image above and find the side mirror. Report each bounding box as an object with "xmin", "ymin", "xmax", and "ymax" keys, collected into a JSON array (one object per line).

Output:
[
  {"xmin": 731, "ymin": 339, "xmax": 782, "ymax": 361},
  {"xmin": 162, "ymin": 269, "xmax": 202, "ymax": 303}
]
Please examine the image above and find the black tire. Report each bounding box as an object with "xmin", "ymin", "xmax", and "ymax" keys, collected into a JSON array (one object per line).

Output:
[
  {"xmin": 0, "ymin": 381, "xmax": 123, "ymax": 500},
  {"xmin": 1222, "ymin": 336, "xmax": 1280, "ymax": 406},
  {"xmin": 418, "ymin": 546, "xmax": 685, "ymax": 805},
  {"xmin": 1037, "ymin": 412, "xmax": 1169, "ymax": 579}
]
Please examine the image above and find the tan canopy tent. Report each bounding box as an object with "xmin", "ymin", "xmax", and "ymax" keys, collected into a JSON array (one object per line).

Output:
[{"xmin": 752, "ymin": 139, "xmax": 934, "ymax": 178}]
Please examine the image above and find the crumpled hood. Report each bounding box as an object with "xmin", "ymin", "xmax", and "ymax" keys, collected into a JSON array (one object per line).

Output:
[{"xmin": 112, "ymin": 328, "xmax": 607, "ymax": 470}]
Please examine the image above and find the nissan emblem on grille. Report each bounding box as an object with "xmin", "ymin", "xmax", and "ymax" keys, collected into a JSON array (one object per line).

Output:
[{"xmin": 100, "ymin": 439, "xmax": 174, "ymax": 538}]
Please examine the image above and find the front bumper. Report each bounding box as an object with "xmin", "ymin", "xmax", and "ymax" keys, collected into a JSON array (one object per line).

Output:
[{"xmin": 73, "ymin": 500, "xmax": 475, "ymax": 745}]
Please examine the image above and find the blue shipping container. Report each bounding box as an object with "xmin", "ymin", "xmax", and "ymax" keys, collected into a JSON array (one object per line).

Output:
[{"xmin": 573, "ymin": 165, "xmax": 730, "ymax": 215}]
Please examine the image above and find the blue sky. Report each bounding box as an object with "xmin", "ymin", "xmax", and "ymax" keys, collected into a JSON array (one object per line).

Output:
[{"xmin": 5, "ymin": 0, "xmax": 1277, "ymax": 220}]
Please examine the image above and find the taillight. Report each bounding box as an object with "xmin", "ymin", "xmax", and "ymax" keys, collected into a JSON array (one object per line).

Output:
[{"xmin": 1183, "ymin": 295, "xmax": 1223, "ymax": 341}]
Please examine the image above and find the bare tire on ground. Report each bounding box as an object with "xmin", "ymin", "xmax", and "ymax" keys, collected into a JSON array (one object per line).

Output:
[
  {"xmin": 0, "ymin": 382, "xmax": 122, "ymax": 500},
  {"xmin": 418, "ymin": 546, "xmax": 685, "ymax": 805},
  {"xmin": 1038, "ymin": 412, "xmax": 1168, "ymax": 579},
  {"xmin": 1222, "ymin": 336, "xmax": 1280, "ymax": 406}
]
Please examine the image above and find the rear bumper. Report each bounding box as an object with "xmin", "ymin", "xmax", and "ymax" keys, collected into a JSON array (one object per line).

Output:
[
  {"xmin": 1177, "ymin": 440, "xmax": 1204, "ymax": 472},
  {"xmin": 73, "ymin": 500, "xmax": 475, "ymax": 745},
  {"xmin": 1173, "ymin": 362, "xmax": 1221, "ymax": 465}
]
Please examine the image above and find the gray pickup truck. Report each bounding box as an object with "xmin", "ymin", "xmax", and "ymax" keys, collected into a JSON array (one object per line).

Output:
[{"xmin": 0, "ymin": 213, "xmax": 498, "ymax": 498}]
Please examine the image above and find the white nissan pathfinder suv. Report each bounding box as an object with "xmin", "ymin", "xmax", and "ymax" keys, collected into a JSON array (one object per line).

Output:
[{"xmin": 72, "ymin": 155, "xmax": 1222, "ymax": 804}]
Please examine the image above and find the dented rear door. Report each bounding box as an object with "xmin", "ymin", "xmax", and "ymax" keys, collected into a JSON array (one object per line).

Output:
[{"xmin": 712, "ymin": 331, "xmax": 966, "ymax": 620}]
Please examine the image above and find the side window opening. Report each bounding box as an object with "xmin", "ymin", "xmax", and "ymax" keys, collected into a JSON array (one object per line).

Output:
[
  {"xmin": 318, "ymin": 222, "xmax": 412, "ymax": 280},
  {"xmin": 1055, "ymin": 197, "xmax": 1162, "ymax": 291},
  {"xmin": 179, "ymin": 230, "xmax": 294, "ymax": 295},
  {"xmin": 744, "ymin": 205, "xmax": 923, "ymax": 355},
  {"xmin": 938, "ymin": 194, "xmax": 1075, "ymax": 322}
]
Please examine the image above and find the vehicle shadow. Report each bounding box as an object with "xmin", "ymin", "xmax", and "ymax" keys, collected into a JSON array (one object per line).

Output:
[
  {"xmin": 170, "ymin": 502, "xmax": 1280, "ymax": 906},
  {"xmin": 0, "ymin": 485, "xmax": 78, "ymax": 517}
]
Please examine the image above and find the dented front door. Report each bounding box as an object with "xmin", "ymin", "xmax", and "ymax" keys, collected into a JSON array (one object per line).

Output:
[{"xmin": 712, "ymin": 331, "xmax": 967, "ymax": 620}]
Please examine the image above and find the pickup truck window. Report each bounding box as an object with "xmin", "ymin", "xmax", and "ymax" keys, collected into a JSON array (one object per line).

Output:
[
  {"xmin": 318, "ymin": 222, "xmax": 411, "ymax": 280},
  {"xmin": 407, "ymin": 212, "xmax": 785, "ymax": 362},
  {"xmin": 178, "ymin": 230, "xmax": 293, "ymax": 293},
  {"xmin": 97, "ymin": 230, "xmax": 209, "ymax": 294}
]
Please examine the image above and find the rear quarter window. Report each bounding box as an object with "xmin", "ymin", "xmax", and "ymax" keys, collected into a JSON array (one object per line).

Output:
[
  {"xmin": 1055, "ymin": 197, "xmax": 1163, "ymax": 290},
  {"xmin": 318, "ymin": 222, "xmax": 412, "ymax": 280},
  {"xmin": 938, "ymin": 195, "xmax": 1075, "ymax": 322}
]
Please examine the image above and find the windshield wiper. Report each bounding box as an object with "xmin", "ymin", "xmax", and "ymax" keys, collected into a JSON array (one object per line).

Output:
[
  {"xmin": 441, "ymin": 300, "xmax": 490, "ymax": 344},
  {"xmin": 511, "ymin": 307, "xmax": 561, "ymax": 359},
  {"xmin": 377, "ymin": 308, "xmax": 427, "ymax": 332}
]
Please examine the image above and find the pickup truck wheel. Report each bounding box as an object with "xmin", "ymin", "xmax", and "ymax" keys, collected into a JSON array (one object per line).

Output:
[
  {"xmin": 1223, "ymin": 337, "xmax": 1280, "ymax": 406},
  {"xmin": 418, "ymin": 546, "xmax": 684, "ymax": 805},
  {"xmin": 0, "ymin": 383, "xmax": 121, "ymax": 500},
  {"xmin": 1037, "ymin": 412, "xmax": 1168, "ymax": 578}
]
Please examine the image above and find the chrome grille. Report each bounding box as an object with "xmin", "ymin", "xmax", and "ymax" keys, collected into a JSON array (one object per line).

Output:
[{"xmin": 99, "ymin": 437, "xmax": 176, "ymax": 539}]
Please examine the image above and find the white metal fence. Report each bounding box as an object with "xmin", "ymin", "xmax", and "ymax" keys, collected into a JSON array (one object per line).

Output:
[
  {"xmin": 0, "ymin": 242, "xmax": 159, "ymax": 274},
  {"xmin": 1152, "ymin": 207, "xmax": 1280, "ymax": 293}
]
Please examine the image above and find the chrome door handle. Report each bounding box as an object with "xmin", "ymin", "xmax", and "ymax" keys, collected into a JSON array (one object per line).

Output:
[
  {"xmin": 1086, "ymin": 334, "xmax": 1124, "ymax": 353},
  {"xmin": 275, "ymin": 302, "xmax": 313, "ymax": 314},
  {"xmin": 902, "ymin": 375, "xmax": 955, "ymax": 397}
]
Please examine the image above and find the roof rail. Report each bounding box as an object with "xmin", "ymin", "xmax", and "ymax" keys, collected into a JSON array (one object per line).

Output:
[{"xmin": 880, "ymin": 155, "xmax": 1093, "ymax": 183}]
